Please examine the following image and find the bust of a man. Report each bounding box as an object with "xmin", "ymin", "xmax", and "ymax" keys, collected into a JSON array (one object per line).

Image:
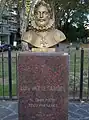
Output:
[{"xmin": 22, "ymin": 0, "xmax": 66, "ymax": 50}]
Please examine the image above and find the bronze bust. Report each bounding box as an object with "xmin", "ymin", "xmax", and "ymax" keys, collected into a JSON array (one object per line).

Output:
[{"xmin": 22, "ymin": 0, "xmax": 66, "ymax": 50}]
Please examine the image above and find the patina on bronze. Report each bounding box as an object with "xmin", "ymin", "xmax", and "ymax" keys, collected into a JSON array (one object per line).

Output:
[{"xmin": 22, "ymin": 0, "xmax": 66, "ymax": 50}]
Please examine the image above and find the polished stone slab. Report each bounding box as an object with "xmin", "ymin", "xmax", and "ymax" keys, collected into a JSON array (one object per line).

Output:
[{"xmin": 18, "ymin": 52, "xmax": 69, "ymax": 120}]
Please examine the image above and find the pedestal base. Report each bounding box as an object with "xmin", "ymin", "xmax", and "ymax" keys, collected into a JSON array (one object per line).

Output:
[{"xmin": 18, "ymin": 52, "xmax": 69, "ymax": 120}]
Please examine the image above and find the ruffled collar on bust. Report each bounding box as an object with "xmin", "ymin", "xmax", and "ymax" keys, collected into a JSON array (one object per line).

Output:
[{"xmin": 31, "ymin": 19, "xmax": 54, "ymax": 31}]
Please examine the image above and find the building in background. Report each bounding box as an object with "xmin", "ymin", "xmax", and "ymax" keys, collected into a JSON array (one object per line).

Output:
[{"xmin": 0, "ymin": 1, "xmax": 18, "ymax": 46}]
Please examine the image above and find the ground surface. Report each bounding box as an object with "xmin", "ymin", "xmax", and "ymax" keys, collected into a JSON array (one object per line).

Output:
[{"xmin": 0, "ymin": 101, "xmax": 89, "ymax": 120}]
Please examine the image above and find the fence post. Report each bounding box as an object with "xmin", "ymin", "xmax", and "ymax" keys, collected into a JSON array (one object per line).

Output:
[
  {"xmin": 73, "ymin": 51, "xmax": 76, "ymax": 99},
  {"xmin": 8, "ymin": 46, "xmax": 12, "ymax": 100},
  {"xmin": 80, "ymin": 48, "xmax": 84, "ymax": 100},
  {"xmin": 87, "ymin": 49, "xmax": 89, "ymax": 100},
  {"xmin": 1, "ymin": 49, "xmax": 5, "ymax": 98},
  {"xmin": 16, "ymin": 52, "xmax": 18, "ymax": 97}
]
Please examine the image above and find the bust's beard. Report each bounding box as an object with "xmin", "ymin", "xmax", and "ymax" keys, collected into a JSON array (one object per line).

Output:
[{"xmin": 31, "ymin": 19, "xmax": 55, "ymax": 31}]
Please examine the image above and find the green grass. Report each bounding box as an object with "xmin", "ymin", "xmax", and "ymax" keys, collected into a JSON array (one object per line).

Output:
[
  {"xmin": 69, "ymin": 49, "xmax": 89, "ymax": 97},
  {"xmin": 0, "ymin": 84, "xmax": 17, "ymax": 96},
  {"xmin": 0, "ymin": 55, "xmax": 17, "ymax": 97},
  {"xmin": 69, "ymin": 49, "xmax": 89, "ymax": 72}
]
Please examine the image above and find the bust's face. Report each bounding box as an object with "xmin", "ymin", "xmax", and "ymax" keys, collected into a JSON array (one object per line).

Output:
[{"xmin": 35, "ymin": 5, "xmax": 50, "ymax": 27}]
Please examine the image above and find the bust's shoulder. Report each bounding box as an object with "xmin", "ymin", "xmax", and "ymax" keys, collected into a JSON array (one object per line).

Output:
[
  {"xmin": 53, "ymin": 29, "xmax": 66, "ymax": 37},
  {"xmin": 21, "ymin": 30, "xmax": 33, "ymax": 40},
  {"xmin": 22, "ymin": 30, "xmax": 32, "ymax": 39},
  {"xmin": 52, "ymin": 29, "xmax": 66, "ymax": 42}
]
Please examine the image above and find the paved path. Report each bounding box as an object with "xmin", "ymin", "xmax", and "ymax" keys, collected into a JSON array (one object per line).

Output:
[{"xmin": 0, "ymin": 101, "xmax": 89, "ymax": 120}]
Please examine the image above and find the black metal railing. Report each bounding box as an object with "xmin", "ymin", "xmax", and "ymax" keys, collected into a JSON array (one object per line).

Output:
[
  {"xmin": 0, "ymin": 44, "xmax": 18, "ymax": 100},
  {"xmin": 0, "ymin": 46, "xmax": 89, "ymax": 101},
  {"xmin": 69, "ymin": 48, "xmax": 89, "ymax": 101}
]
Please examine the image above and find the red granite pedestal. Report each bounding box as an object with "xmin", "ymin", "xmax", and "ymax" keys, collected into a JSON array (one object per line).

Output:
[{"xmin": 18, "ymin": 52, "xmax": 69, "ymax": 120}]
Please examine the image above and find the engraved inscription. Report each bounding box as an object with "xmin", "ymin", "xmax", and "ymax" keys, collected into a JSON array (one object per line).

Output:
[{"xmin": 20, "ymin": 85, "xmax": 65, "ymax": 92}]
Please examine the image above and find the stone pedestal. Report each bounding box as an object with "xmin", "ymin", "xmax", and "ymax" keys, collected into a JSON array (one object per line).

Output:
[{"xmin": 18, "ymin": 52, "xmax": 69, "ymax": 120}]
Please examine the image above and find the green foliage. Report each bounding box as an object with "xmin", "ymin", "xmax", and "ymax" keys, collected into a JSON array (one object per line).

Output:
[
  {"xmin": 1, "ymin": 0, "xmax": 89, "ymax": 43},
  {"xmin": 18, "ymin": 0, "xmax": 30, "ymax": 16},
  {"xmin": 48, "ymin": 0, "xmax": 89, "ymax": 43}
]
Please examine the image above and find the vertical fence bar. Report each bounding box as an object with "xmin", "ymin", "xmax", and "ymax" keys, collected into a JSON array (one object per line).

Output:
[
  {"xmin": 73, "ymin": 51, "xmax": 76, "ymax": 99},
  {"xmin": 1, "ymin": 50, "xmax": 4, "ymax": 98},
  {"xmin": 8, "ymin": 46, "xmax": 12, "ymax": 100},
  {"xmin": 87, "ymin": 49, "xmax": 89, "ymax": 100},
  {"xmin": 16, "ymin": 52, "xmax": 18, "ymax": 98},
  {"xmin": 80, "ymin": 48, "xmax": 84, "ymax": 100}
]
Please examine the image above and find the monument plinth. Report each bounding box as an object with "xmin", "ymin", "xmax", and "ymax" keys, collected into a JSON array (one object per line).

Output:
[{"xmin": 18, "ymin": 52, "xmax": 69, "ymax": 120}]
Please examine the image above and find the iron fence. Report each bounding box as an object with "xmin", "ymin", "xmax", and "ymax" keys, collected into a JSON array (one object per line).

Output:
[
  {"xmin": 0, "ymin": 46, "xmax": 89, "ymax": 101},
  {"xmin": 0, "ymin": 45, "xmax": 18, "ymax": 100},
  {"xmin": 69, "ymin": 48, "xmax": 89, "ymax": 101}
]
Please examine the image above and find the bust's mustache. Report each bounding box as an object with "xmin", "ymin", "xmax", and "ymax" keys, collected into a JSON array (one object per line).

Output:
[{"xmin": 37, "ymin": 19, "xmax": 46, "ymax": 22}]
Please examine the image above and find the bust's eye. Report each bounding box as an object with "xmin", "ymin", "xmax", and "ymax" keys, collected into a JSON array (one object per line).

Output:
[
  {"xmin": 43, "ymin": 11, "xmax": 48, "ymax": 15},
  {"xmin": 36, "ymin": 12, "xmax": 40, "ymax": 16},
  {"xmin": 35, "ymin": 12, "xmax": 39, "ymax": 15}
]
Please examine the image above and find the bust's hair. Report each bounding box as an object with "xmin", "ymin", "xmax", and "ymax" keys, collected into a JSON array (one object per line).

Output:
[
  {"xmin": 34, "ymin": 0, "xmax": 53, "ymax": 18},
  {"xmin": 30, "ymin": 0, "xmax": 55, "ymax": 31}
]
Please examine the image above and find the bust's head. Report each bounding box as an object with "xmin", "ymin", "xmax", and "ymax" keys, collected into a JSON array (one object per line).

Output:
[
  {"xmin": 34, "ymin": 1, "xmax": 52, "ymax": 27},
  {"xmin": 31, "ymin": 0, "xmax": 54, "ymax": 31}
]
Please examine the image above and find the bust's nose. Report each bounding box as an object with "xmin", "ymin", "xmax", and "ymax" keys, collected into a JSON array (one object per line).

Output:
[{"xmin": 39, "ymin": 12, "xmax": 43, "ymax": 18}]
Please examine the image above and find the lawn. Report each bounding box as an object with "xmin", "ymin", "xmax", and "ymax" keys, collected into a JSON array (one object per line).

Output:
[
  {"xmin": 69, "ymin": 48, "xmax": 89, "ymax": 98},
  {"xmin": 0, "ymin": 52, "xmax": 18, "ymax": 97},
  {"xmin": 0, "ymin": 84, "xmax": 17, "ymax": 96}
]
